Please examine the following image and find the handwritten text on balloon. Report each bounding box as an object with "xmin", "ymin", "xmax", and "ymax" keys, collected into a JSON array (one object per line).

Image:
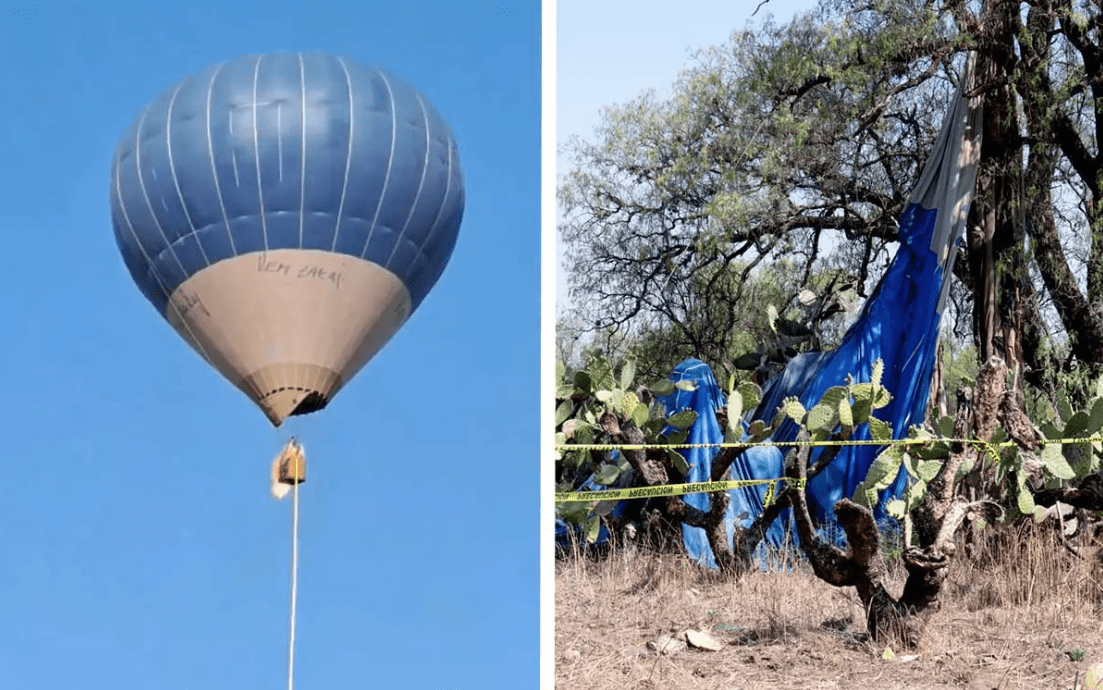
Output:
[{"xmin": 256, "ymin": 258, "xmax": 344, "ymax": 290}]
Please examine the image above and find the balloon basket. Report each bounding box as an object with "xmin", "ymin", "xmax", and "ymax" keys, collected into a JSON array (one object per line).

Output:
[{"xmin": 275, "ymin": 438, "xmax": 307, "ymax": 486}]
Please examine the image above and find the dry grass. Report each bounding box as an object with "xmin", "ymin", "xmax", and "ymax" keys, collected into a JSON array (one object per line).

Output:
[{"xmin": 555, "ymin": 524, "xmax": 1103, "ymax": 689}]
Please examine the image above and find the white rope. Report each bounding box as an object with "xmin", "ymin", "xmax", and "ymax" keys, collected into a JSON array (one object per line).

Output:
[{"xmin": 287, "ymin": 476, "xmax": 301, "ymax": 690}]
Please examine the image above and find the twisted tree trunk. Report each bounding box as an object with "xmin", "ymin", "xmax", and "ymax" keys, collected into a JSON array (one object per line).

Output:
[{"xmin": 786, "ymin": 377, "xmax": 990, "ymax": 648}]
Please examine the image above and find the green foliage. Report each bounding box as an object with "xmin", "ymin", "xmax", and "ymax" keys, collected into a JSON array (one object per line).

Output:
[
  {"xmin": 940, "ymin": 339, "xmax": 978, "ymax": 395},
  {"xmin": 728, "ymin": 271, "xmax": 862, "ymax": 382},
  {"xmin": 857, "ymin": 371, "xmax": 1103, "ymax": 531},
  {"xmin": 557, "ymin": 346, "xmax": 1103, "ymax": 551},
  {"xmin": 554, "ymin": 350, "xmax": 711, "ymax": 543},
  {"xmin": 853, "ymin": 445, "xmax": 907, "ymax": 509},
  {"xmin": 778, "ymin": 364, "xmax": 893, "ymax": 448},
  {"xmin": 554, "ymin": 352, "xmax": 904, "ymax": 545},
  {"xmin": 1035, "ymin": 374, "xmax": 1103, "ymax": 485}
]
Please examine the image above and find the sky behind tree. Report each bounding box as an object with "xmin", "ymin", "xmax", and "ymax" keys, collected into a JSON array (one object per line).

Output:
[{"xmin": 555, "ymin": 0, "xmax": 822, "ymax": 307}]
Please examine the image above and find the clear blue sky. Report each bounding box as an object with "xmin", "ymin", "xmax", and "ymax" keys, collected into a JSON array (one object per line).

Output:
[{"xmin": 0, "ymin": 1, "xmax": 538, "ymax": 689}]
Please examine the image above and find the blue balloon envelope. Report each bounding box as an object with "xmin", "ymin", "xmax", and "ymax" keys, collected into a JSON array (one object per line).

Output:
[{"xmin": 110, "ymin": 53, "xmax": 464, "ymax": 425}]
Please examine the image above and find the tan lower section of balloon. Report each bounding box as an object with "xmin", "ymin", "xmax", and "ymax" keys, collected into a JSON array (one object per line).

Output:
[{"xmin": 166, "ymin": 249, "xmax": 411, "ymax": 426}]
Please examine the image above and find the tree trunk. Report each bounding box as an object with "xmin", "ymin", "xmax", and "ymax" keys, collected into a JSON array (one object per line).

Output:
[
  {"xmin": 786, "ymin": 370, "xmax": 991, "ymax": 649},
  {"xmin": 968, "ymin": 0, "xmax": 1027, "ymax": 376},
  {"xmin": 1018, "ymin": 0, "xmax": 1103, "ymax": 375}
]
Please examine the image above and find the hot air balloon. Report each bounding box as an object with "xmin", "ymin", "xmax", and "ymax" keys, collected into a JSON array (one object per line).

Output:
[{"xmin": 110, "ymin": 52, "xmax": 464, "ymax": 426}]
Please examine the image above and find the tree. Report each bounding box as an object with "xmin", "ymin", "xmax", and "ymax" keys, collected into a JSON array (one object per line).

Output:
[
  {"xmin": 560, "ymin": 0, "xmax": 967, "ymax": 373},
  {"xmin": 573, "ymin": 258, "xmax": 861, "ymax": 386},
  {"xmin": 1010, "ymin": 0, "xmax": 1103, "ymax": 387},
  {"xmin": 559, "ymin": 0, "xmax": 1103, "ymax": 403}
]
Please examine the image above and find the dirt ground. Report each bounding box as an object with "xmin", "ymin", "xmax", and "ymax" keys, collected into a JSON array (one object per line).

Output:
[{"xmin": 554, "ymin": 529, "xmax": 1103, "ymax": 689}]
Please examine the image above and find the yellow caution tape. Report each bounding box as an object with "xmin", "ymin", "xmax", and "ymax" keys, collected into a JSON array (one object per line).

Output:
[
  {"xmin": 554, "ymin": 435, "xmax": 1103, "ymax": 453},
  {"xmin": 554, "ymin": 477, "xmax": 807, "ymax": 503},
  {"xmin": 552, "ymin": 435, "xmax": 1103, "ymax": 504}
]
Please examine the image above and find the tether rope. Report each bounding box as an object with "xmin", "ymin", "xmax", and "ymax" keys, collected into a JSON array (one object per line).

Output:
[{"xmin": 287, "ymin": 475, "xmax": 301, "ymax": 690}]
